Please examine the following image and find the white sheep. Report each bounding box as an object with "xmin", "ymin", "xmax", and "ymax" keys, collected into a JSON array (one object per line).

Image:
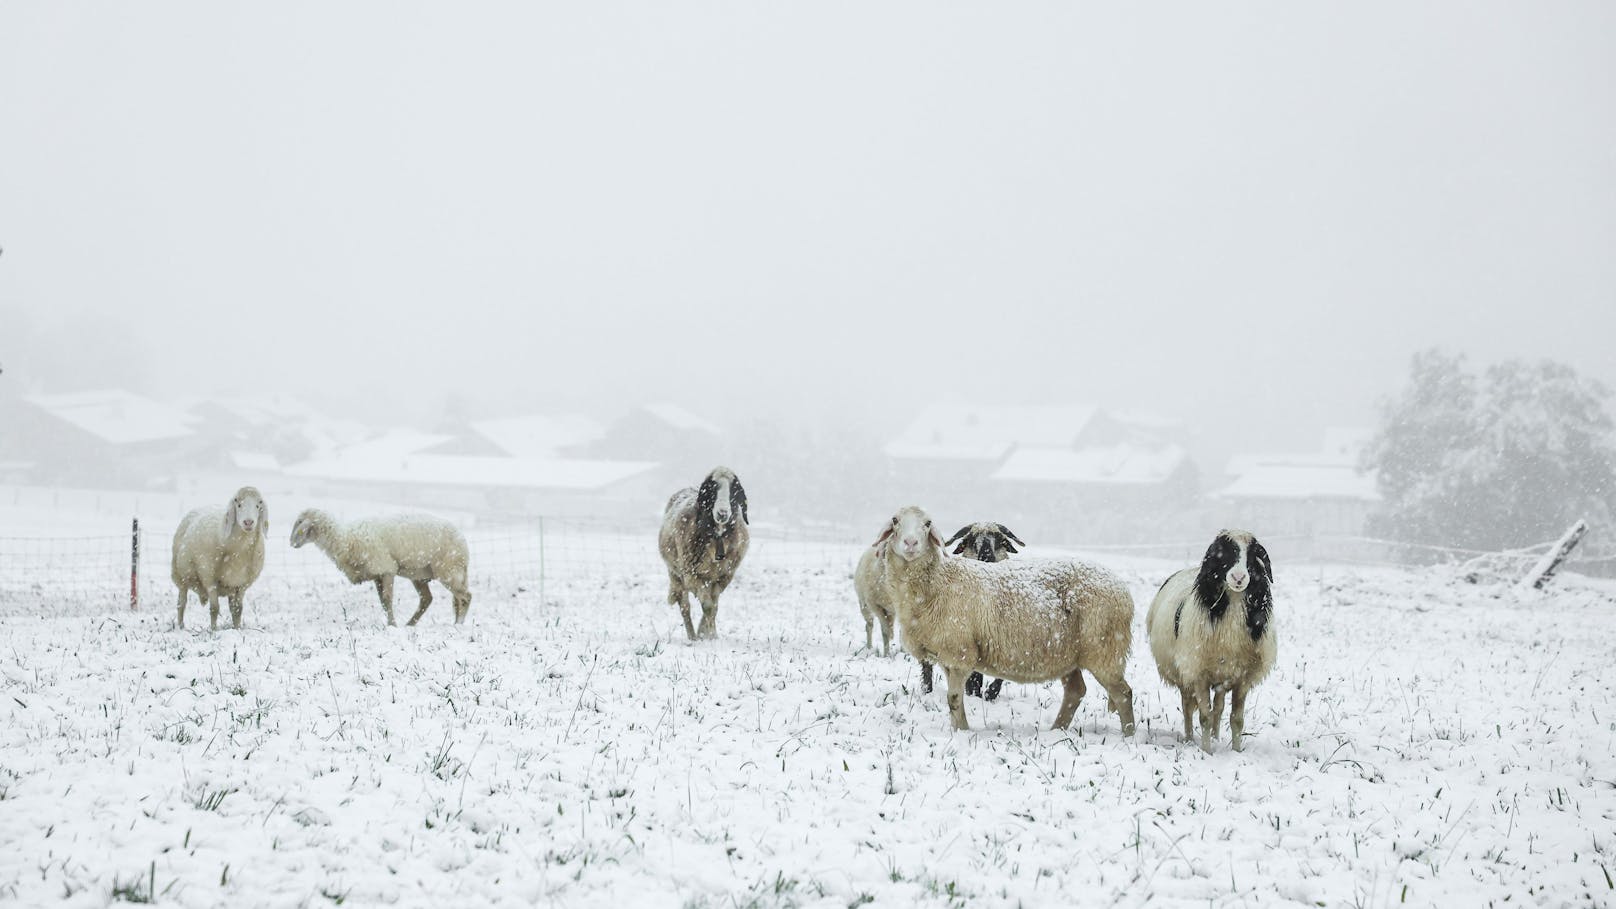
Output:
[
  {"xmin": 852, "ymin": 542, "xmax": 895, "ymax": 656},
  {"xmin": 289, "ymin": 509, "xmax": 472, "ymax": 626},
  {"xmin": 171, "ymin": 486, "xmax": 268, "ymax": 631},
  {"xmin": 875, "ymin": 505, "xmax": 1136, "ymax": 734},
  {"xmin": 658, "ymin": 466, "xmax": 749, "ymax": 640},
  {"xmin": 1145, "ymin": 529, "xmax": 1277, "ymax": 753}
]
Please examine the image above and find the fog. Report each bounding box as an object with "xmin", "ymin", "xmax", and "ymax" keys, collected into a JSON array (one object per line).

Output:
[{"xmin": 3, "ymin": 3, "xmax": 1614, "ymax": 459}]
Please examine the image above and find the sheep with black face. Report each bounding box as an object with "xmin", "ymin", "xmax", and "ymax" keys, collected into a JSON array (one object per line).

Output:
[
  {"xmin": 1146, "ymin": 529, "xmax": 1277, "ymax": 753},
  {"xmin": 658, "ymin": 466, "xmax": 750, "ymax": 640},
  {"xmin": 915, "ymin": 522, "xmax": 1026, "ymax": 701}
]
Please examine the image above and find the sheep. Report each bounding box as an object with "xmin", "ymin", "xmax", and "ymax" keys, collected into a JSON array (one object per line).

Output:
[
  {"xmin": 913, "ymin": 522, "xmax": 1028, "ymax": 701},
  {"xmin": 875, "ymin": 505, "xmax": 1136, "ymax": 734},
  {"xmin": 852, "ymin": 541, "xmax": 895, "ymax": 656},
  {"xmin": 289, "ymin": 509, "xmax": 472, "ymax": 626},
  {"xmin": 1145, "ymin": 529, "xmax": 1276, "ymax": 753},
  {"xmin": 171, "ymin": 486, "xmax": 268, "ymax": 631},
  {"xmin": 658, "ymin": 466, "xmax": 749, "ymax": 640}
]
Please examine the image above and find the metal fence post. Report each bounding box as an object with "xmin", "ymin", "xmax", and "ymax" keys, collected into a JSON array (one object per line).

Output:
[
  {"xmin": 537, "ymin": 515, "xmax": 546, "ymax": 609},
  {"xmin": 130, "ymin": 517, "xmax": 140, "ymax": 611}
]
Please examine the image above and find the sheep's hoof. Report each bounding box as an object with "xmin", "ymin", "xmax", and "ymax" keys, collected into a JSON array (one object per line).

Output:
[
  {"xmin": 1121, "ymin": 722, "xmax": 1137, "ymax": 737},
  {"xmin": 1231, "ymin": 736, "xmax": 1244, "ymax": 752}
]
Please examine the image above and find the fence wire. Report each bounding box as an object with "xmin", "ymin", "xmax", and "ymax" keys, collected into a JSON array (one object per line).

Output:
[{"xmin": 3, "ymin": 510, "xmax": 1613, "ymax": 620}]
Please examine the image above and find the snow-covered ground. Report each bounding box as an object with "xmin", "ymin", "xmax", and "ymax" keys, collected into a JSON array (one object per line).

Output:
[{"xmin": 2, "ymin": 517, "xmax": 1614, "ymax": 907}]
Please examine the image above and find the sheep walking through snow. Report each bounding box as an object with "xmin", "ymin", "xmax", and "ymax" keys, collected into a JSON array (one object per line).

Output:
[
  {"xmin": 658, "ymin": 466, "xmax": 749, "ymax": 640},
  {"xmin": 875, "ymin": 505, "xmax": 1136, "ymax": 734},
  {"xmin": 290, "ymin": 509, "xmax": 472, "ymax": 626},
  {"xmin": 172, "ymin": 486, "xmax": 268, "ymax": 631},
  {"xmin": 1146, "ymin": 529, "xmax": 1277, "ymax": 753}
]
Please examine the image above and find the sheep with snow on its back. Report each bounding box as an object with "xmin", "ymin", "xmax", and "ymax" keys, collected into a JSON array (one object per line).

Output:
[
  {"xmin": 172, "ymin": 486, "xmax": 268, "ymax": 631},
  {"xmin": 659, "ymin": 466, "xmax": 749, "ymax": 640},
  {"xmin": 912, "ymin": 522, "xmax": 1027, "ymax": 701},
  {"xmin": 290, "ymin": 509, "xmax": 472, "ymax": 626},
  {"xmin": 875, "ymin": 505, "xmax": 1136, "ymax": 733},
  {"xmin": 1146, "ymin": 529, "xmax": 1277, "ymax": 753}
]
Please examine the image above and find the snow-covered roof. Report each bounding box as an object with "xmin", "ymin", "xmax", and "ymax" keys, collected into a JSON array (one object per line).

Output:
[
  {"xmin": 1216, "ymin": 463, "xmax": 1380, "ymax": 502},
  {"xmin": 640, "ymin": 403, "xmax": 722, "ymax": 435},
  {"xmin": 470, "ymin": 414, "xmax": 606, "ymax": 459},
  {"xmin": 991, "ymin": 444, "xmax": 1188, "ymax": 485},
  {"xmin": 285, "ymin": 453, "xmax": 658, "ymax": 491},
  {"xmin": 25, "ymin": 390, "xmax": 195, "ymax": 445},
  {"xmin": 884, "ymin": 404, "xmax": 1099, "ymax": 461},
  {"xmin": 1224, "ymin": 427, "xmax": 1373, "ymax": 477}
]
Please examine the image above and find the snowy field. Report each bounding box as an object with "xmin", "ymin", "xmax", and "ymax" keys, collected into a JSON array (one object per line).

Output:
[{"xmin": 2, "ymin": 519, "xmax": 1615, "ymax": 907}]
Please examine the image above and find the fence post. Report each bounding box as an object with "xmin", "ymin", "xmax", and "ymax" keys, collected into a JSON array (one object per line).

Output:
[
  {"xmin": 130, "ymin": 517, "xmax": 140, "ymax": 611},
  {"xmin": 536, "ymin": 515, "xmax": 546, "ymax": 608}
]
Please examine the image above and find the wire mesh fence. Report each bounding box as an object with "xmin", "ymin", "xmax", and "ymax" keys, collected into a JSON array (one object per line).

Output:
[{"xmin": 4, "ymin": 498, "xmax": 1614, "ymax": 620}]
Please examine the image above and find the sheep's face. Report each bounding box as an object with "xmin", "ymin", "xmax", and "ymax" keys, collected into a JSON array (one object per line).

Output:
[
  {"xmin": 224, "ymin": 488, "xmax": 266, "ymax": 537},
  {"xmin": 289, "ymin": 512, "xmax": 318, "ymax": 548},
  {"xmin": 1196, "ymin": 530, "xmax": 1271, "ymax": 598},
  {"xmin": 881, "ymin": 506, "xmax": 941, "ymax": 563},
  {"xmin": 697, "ymin": 467, "xmax": 747, "ymax": 528},
  {"xmin": 946, "ymin": 522, "xmax": 1025, "ymax": 563}
]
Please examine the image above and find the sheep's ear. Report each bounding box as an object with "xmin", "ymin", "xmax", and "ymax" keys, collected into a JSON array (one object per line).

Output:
[
  {"xmin": 222, "ymin": 498, "xmax": 237, "ymax": 535},
  {"xmin": 1001, "ymin": 539, "xmax": 1020, "ymax": 554},
  {"xmin": 943, "ymin": 525, "xmax": 972, "ymax": 546},
  {"xmin": 733, "ymin": 478, "xmax": 748, "ymax": 524},
  {"xmin": 928, "ymin": 528, "xmax": 943, "ymax": 549},
  {"xmin": 259, "ymin": 501, "xmax": 269, "ymax": 536},
  {"xmin": 695, "ymin": 475, "xmax": 718, "ymax": 519},
  {"xmin": 951, "ymin": 540, "xmax": 970, "ymax": 556},
  {"xmin": 996, "ymin": 524, "xmax": 1026, "ymax": 547},
  {"xmin": 873, "ymin": 526, "xmax": 894, "ymax": 558}
]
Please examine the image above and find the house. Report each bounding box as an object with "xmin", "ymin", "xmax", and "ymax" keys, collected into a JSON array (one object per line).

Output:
[
  {"xmin": 283, "ymin": 428, "xmax": 661, "ymax": 518},
  {"xmin": 593, "ymin": 403, "xmax": 724, "ymax": 482},
  {"xmin": 1215, "ymin": 429, "xmax": 1380, "ymax": 540},
  {"xmin": 426, "ymin": 413, "xmax": 606, "ymax": 460},
  {"xmin": 1, "ymin": 389, "xmax": 204, "ymax": 486},
  {"xmin": 881, "ymin": 403, "xmax": 1196, "ymax": 541}
]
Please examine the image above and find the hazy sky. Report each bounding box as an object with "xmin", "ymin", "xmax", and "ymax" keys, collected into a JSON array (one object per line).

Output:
[{"xmin": 2, "ymin": 3, "xmax": 1612, "ymax": 449}]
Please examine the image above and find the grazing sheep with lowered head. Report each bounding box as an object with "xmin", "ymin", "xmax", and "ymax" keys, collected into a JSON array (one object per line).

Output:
[
  {"xmin": 659, "ymin": 466, "xmax": 749, "ymax": 640},
  {"xmin": 290, "ymin": 509, "xmax": 472, "ymax": 626},
  {"xmin": 172, "ymin": 486, "xmax": 269, "ymax": 631},
  {"xmin": 876, "ymin": 505, "xmax": 1136, "ymax": 733},
  {"xmin": 1146, "ymin": 529, "xmax": 1276, "ymax": 752}
]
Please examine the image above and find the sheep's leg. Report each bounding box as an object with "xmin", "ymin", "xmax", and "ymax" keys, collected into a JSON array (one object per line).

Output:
[
  {"xmin": 862, "ymin": 607, "xmax": 874, "ymax": 652},
  {"xmin": 879, "ymin": 612, "xmax": 893, "ymax": 658},
  {"xmin": 375, "ymin": 577, "xmax": 396, "ymax": 626},
  {"xmin": 405, "ymin": 580, "xmax": 433, "ymax": 626},
  {"xmin": 452, "ymin": 590, "xmax": 471, "ymax": 624},
  {"xmin": 1088, "ymin": 666, "xmax": 1136, "ymax": 737},
  {"xmin": 984, "ymin": 678, "xmax": 1005, "ymax": 702},
  {"xmin": 1211, "ymin": 689, "xmax": 1228, "ymax": 742},
  {"xmin": 1196, "ymin": 686, "xmax": 1216, "ymax": 753},
  {"xmin": 1179, "ymin": 689, "xmax": 1196, "ymax": 742},
  {"xmin": 1229, "ymin": 687, "xmax": 1248, "ymax": 752},
  {"xmin": 208, "ymin": 589, "xmax": 221, "ymax": 632},
  {"xmin": 965, "ymin": 672, "xmax": 984, "ymax": 699},
  {"xmin": 920, "ymin": 661, "xmax": 934, "ymax": 694},
  {"xmin": 176, "ymin": 587, "xmax": 188, "ymax": 629},
  {"xmin": 228, "ymin": 591, "xmax": 244, "ymax": 630},
  {"xmin": 696, "ymin": 594, "xmax": 718, "ymax": 640},
  {"xmin": 944, "ymin": 666, "xmax": 971, "ymax": 730},
  {"xmin": 674, "ymin": 590, "xmax": 697, "ymax": 641},
  {"xmin": 1052, "ymin": 669, "xmax": 1086, "ymax": 729}
]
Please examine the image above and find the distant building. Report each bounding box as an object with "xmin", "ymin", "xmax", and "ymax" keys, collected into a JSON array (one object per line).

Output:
[
  {"xmin": 426, "ymin": 413, "xmax": 606, "ymax": 460},
  {"xmin": 1215, "ymin": 429, "xmax": 1380, "ymax": 539},
  {"xmin": 1, "ymin": 389, "xmax": 204, "ymax": 486},
  {"xmin": 881, "ymin": 403, "xmax": 1196, "ymax": 542},
  {"xmin": 593, "ymin": 403, "xmax": 724, "ymax": 482},
  {"xmin": 284, "ymin": 428, "xmax": 660, "ymax": 518}
]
